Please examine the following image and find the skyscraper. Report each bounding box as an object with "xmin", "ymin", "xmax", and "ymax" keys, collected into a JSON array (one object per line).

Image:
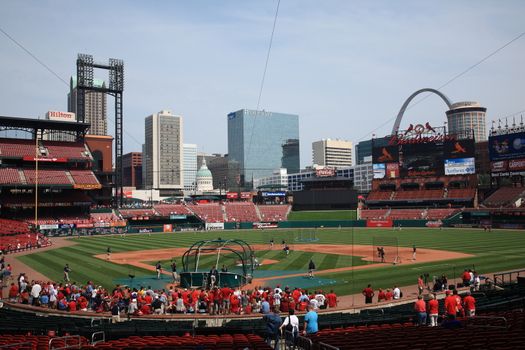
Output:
[
  {"xmin": 122, "ymin": 152, "xmax": 143, "ymax": 188},
  {"xmin": 183, "ymin": 144, "xmax": 197, "ymax": 192},
  {"xmin": 446, "ymin": 101, "xmax": 487, "ymax": 142},
  {"xmin": 143, "ymin": 110, "xmax": 184, "ymax": 191},
  {"xmin": 312, "ymin": 139, "xmax": 353, "ymax": 167},
  {"xmin": 68, "ymin": 76, "xmax": 107, "ymax": 136},
  {"xmin": 227, "ymin": 109, "xmax": 299, "ymax": 187}
]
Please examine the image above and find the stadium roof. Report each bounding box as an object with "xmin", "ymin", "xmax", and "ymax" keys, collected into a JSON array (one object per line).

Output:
[{"xmin": 0, "ymin": 115, "xmax": 90, "ymax": 134}]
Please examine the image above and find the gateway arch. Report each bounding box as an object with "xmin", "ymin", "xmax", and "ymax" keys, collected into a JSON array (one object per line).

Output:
[{"xmin": 391, "ymin": 88, "xmax": 453, "ymax": 135}]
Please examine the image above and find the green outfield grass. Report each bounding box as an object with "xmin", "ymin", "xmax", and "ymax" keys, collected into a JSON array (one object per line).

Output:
[
  {"xmin": 287, "ymin": 210, "xmax": 357, "ymax": 221},
  {"xmin": 17, "ymin": 227, "xmax": 525, "ymax": 296},
  {"xmin": 147, "ymin": 249, "xmax": 371, "ymax": 273}
]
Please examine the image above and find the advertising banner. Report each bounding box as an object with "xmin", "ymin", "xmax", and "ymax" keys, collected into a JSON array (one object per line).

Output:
[
  {"xmin": 489, "ymin": 132, "xmax": 525, "ymax": 160},
  {"xmin": 253, "ymin": 222, "xmax": 279, "ymax": 229},
  {"xmin": 170, "ymin": 214, "xmax": 187, "ymax": 220},
  {"xmin": 261, "ymin": 191, "xmax": 286, "ymax": 197},
  {"xmin": 373, "ymin": 163, "xmax": 386, "ymax": 179},
  {"xmin": 315, "ymin": 167, "xmax": 336, "ymax": 177},
  {"xmin": 163, "ymin": 224, "xmax": 173, "ymax": 232},
  {"xmin": 508, "ymin": 158, "xmax": 525, "ymax": 171},
  {"xmin": 386, "ymin": 163, "xmax": 400, "ymax": 178},
  {"xmin": 366, "ymin": 219, "xmax": 393, "ymax": 227},
  {"xmin": 491, "ymin": 160, "xmax": 508, "ymax": 172},
  {"xmin": 444, "ymin": 157, "xmax": 476, "ymax": 175},
  {"xmin": 76, "ymin": 223, "xmax": 94, "ymax": 228},
  {"xmin": 240, "ymin": 192, "xmax": 253, "ymax": 199},
  {"xmin": 226, "ymin": 192, "xmax": 239, "ymax": 199},
  {"xmin": 39, "ymin": 224, "xmax": 59, "ymax": 230},
  {"xmin": 205, "ymin": 222, "xmax": 224, "ymax": 230},
  {"xmin": 22, "ymin": 156, "xmax": 67, "ymax": 163}
]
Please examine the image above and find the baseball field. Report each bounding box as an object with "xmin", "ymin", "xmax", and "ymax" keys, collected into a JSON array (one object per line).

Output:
[{"xmin": 16, "ymin": 227, "xmax": 525, "ymax": 296}]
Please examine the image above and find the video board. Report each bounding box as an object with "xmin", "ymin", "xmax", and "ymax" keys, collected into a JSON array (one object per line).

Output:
[
  {"xmin": 444, "ymin": 139, "xmax": 475, "ymax": 159},
  {"xmin": 372, "ymin": 126, "xmax": 477, "ymax": 178},
  {"xmin": 399, "ymin": 143, "xmax": 444, "ymax": 177},
  {"xmin": 372, "ymin": 145, "xmax": 399, "ymax": 163},
  {"xmin": 489, "ymin": 132, "xmax": 525, "ymax": 161}
]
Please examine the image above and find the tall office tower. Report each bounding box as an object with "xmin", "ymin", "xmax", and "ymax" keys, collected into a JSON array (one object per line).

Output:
[
  {"xmin": 68, "ymin": 76, "xmax": 107, "ymax": 135},
  {"xmin": 227, "ymin": 109, "xmax": 299, "ymax": 187},
  {"xmin": 122, "ymin": 152, "xmax": 143, "ymax": 188},
  {"xmin": 446, "ymin": 101, "xmax": 487, "ymax": 142},
  {"xmin": 312, "ymin": 139, "xmax": 353, "ymax": 167},
  {"xmin": 183, "ymin": 144, "xmax": 198, "ymax": 192},
  {"xmin": 143, "ymin": 110, "xmax": 184, "ymax": 191}
]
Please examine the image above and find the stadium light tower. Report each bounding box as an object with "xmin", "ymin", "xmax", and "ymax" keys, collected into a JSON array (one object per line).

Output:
[{"xmin": 76, "ymin": 54, "xmax": 124, "ymax": 207}]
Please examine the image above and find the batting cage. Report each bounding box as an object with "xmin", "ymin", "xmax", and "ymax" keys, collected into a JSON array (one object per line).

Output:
[
  {"xmin": 372, "ymin": 236, "xmax": 399, "ymax": 264},
  {"xmin": 294, "ymin": 228, "xmax": 319, "ymax": 243},
  {"xmin": 180, "ymin": 239, "xmax": 255, "ymax": 288}
]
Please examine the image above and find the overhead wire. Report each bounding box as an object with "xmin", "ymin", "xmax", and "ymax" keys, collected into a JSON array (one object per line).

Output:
[
  {"xmin": 0, "ymin": 25, "xmax": 143, "ymax": 148},
  {"xmin": 357, "ymin": 30, "xmax": 525, "ymax": 141}
]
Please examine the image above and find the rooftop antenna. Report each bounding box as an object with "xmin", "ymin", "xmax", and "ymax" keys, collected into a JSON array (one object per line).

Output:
[
  {"xmin": 521, "ymin": 115, "xmax": 524, "ymax": 127},
  {"xmin": 505, "ymin": 117, "xmax": 509, "ymax": 129},
  {"xmin": 498, "ymin": 119, "xmax": 502, "ymax": 130},
  {"xmin": 491, "ymin": 120, "xmax": 495, "ymax": 133}
]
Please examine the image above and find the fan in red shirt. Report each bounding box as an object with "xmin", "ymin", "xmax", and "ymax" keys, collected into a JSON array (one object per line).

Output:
[
  {"xmin": 68, "ymin": 300, "xmax": 77, "ymax": 312},
  {"xmin": 326, "ymin": 290, "xmax": 338, "ymax": 308},
  {"xmin": 427, "ymin": 294, "xmax": 439, "ymax": 327},
  {"xmin": 385, "ymin": 289, "xmax": 393, "ymax": 300},
  {"xmin": 362, "ymin": 284, "xmax": 375, "ymax": 304},
  {"xmin": 377, "ymin": 288, "xmax": 386, "ymax": 302},
  {"xmin": 414, "ymin": 295, "xmax": 427, "ymax": 326},
  {"xmin": 220, "ymin": 285, "xmax": 233, "ymax": 314},
  {"xmin": 444, "ymin": 290, "xmax": 457, "ymax": 319},
  {"xmin": 463, "ymin": 291, "xmax": 476, "ymax": 317},
  {"xmin": 453, "ymin": 289, "xmax": 464, "ymax": 317},
  {"xmin": 8, "ymin": 283, "xmax": 19, "ymax": 302}
]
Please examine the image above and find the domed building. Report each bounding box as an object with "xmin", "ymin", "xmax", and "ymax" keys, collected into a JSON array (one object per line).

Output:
[{"xmin": 196, "ymin": 159, "xmax": 214, "ymax": 192}]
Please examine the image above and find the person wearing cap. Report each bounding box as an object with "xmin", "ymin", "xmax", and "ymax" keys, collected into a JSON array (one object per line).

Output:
[
  {"xmin": 463, "ymin": 291, "xmax": 476, "ymax": 317},
  {"xmin": 414, "ymin": 295, "xmax": 427, "ymax": 326},
  {"xmin": 444, "ymin": 290, "xmax": 456, "ymax": 319},
  {"xmin": 428, "ymin": 294, "xmax": 439, "ymax": 327}
]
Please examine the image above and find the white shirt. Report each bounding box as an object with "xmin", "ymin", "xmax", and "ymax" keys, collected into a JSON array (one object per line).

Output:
[
  {"xmin": 274, "ymin": 287, "xmax": 283, "ymax": 295},
  {"xmin": 393, "ymin": 287, "xmax": 401, "ymax": 299},
  {"xmin": 309, "ymin": 298, "xmax": 319, "ymax": 310},
  {"xmin": 282, "ymin": 315, "xmax": 300, "ymax": 332},
  {"xmin": 31, "ymin": 284, "xmax": 42, "ymax": 298},
  {"xmin": 315, "ymin": 294, "xmax": 326, "ymax": 306}
]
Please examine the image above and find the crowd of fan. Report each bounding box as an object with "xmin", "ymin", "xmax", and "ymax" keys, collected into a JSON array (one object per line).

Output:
[{"xmin": 5, "ymin": 274, "xmax": 338, "ymax": 319}]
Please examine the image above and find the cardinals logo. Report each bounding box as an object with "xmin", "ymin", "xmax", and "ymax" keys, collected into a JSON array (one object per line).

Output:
[
  {"xmin": 378, "ymin": 147, "xmax": 394, "ymax": 162},
  {"xmin": 451, "ymin": 142, "xmax": 467, "ymax": 154}
]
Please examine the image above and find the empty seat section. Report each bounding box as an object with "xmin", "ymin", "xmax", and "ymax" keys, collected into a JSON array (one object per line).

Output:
[
  {"xmin": 153, "ymin": 204, "xmax": 192, "ymax": 216},
  {"xmin": 43, "ymin": 141, "xmax": 91, "ymax": 159},
  {"xmin": 69, "ymin": 170, "xmax": 100, "ymax": 186},
  {"xmin": 187, "ymin": 204, "xmax": 224, "ymax": 223},
  {"xmin": 224, "ymin": 202, "xmax": 259, "ymax": 222},
  {"xmin": 0, "ymin": 167, "xmax": 22, "ymax": 185},
  {"xmin": 0, "ymin": 138, "xmax": 36, "ymax": 158},
  {"xmin": 23, "ymin": 169, "xmax": 72, "ymax": 185},
  {"xmin": 257, "ymin": 204, "xmax": 290, "ymax": 221}
]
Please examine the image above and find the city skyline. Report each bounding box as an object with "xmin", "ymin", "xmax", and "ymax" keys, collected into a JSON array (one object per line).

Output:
[{"xmin": 1, "ymin": 1, "xmax": 524, "ymax": 167}]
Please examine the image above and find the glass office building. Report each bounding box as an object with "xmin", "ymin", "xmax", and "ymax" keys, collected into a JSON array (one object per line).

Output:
[{"xmin": 227, "ymin": 109, "xmax": 299, "ymax": 188}]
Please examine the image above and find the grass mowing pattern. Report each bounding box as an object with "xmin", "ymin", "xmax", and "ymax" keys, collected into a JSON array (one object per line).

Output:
[
  {"xmin": 287, "ymin": 210, "xmax": 356, "ymax": 221},
  {"xmin": 148, "ymin": 250, "xmax": 371, "ymax": 273},
  {"xmin": 17, "ymin": 228, "xmax": 525, "ymax": 296}
]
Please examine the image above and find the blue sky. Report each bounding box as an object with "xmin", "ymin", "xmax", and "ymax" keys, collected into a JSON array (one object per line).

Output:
[{"xmin": 0, "ymin": 1, "xmax": 524, "ymax": 167}]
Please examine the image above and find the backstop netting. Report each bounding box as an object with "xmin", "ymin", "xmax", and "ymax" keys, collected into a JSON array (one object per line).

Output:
[{"xmin": 372, "ymin": 236, "xmax": 399, "ymax": 264}]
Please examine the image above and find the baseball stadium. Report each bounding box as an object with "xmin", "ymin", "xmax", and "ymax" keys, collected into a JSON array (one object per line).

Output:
[{"xmin": 2, "ymin": 92, "xmax": 525, "ymax": 349}]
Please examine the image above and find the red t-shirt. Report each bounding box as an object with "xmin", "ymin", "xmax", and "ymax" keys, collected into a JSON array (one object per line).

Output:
[
  {"xmin": 363, "ymin": 288, "xmax": 374, "ymax": 298},
  {"xmin": 385, "ymin": 291, "xmax": 393, "ymax": 300},
  {"xmin": 221, "ymin": 287, "xmax": 232, "ymax": 300},
  {"xmin": 445, "ymin": 295, "xmax": 457, "ymax": 315},
  {"xmin": 463, "ymin": 296, "xmax": 475, "ymax": 311},
  {"xmin": 462, "ymin": 271, "xmax": 471, "ymax": 281},
  {"xmin": 414, "ymin": 299, "xmax": 426, "ymax": 312},
  {"xmin": 9, "ymin": 285, "xmax": 19, "ymax": 298},
  {"xmin": 428, "ymin": 299, "xmax": 439, "ymax": 314},
  {"xmin": 327, "ymin": 293, "xmax": 337, "ymax": 307},
  {"xmin": 377, "ymin": 291, "xmax": 386, "ymax": 302},
  {"xmin": 68, "ymin": 301, "xmax": 77, "ymax": 312}
]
